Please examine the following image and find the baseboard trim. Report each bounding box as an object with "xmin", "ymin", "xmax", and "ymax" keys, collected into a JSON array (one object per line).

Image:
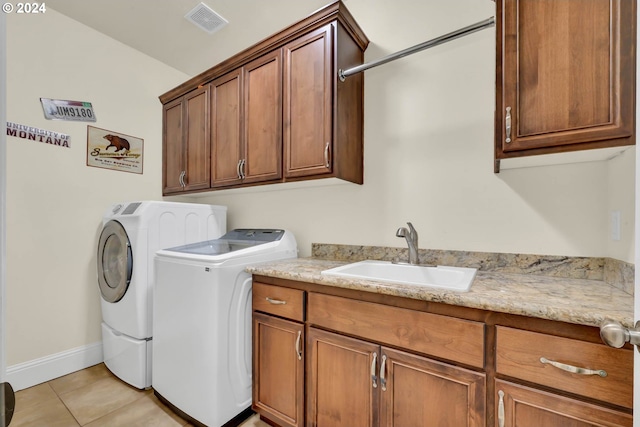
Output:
[{"xmin": 6, "ymin": 342, "xmax": 103, "ymax": 391}]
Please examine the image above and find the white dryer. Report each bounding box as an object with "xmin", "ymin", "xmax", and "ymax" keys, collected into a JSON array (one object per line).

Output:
[
  {"xmin": 153, "ymin": 229, "xmax": 297, "ymax": 427},
  {"xmin": 97, "ymin": 201, "xmax": 227, "ymax": 389}
]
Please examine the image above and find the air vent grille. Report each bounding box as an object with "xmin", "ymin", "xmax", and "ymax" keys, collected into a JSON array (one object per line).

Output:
[{"xmin": 185, "ymin": 3, "xmax": 228, "ymax": 34}]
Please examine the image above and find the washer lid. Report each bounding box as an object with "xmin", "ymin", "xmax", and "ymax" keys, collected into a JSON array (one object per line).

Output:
[
  {"xmin": 164, "ymin": 229, "xmax": 285, "ymax": 256},
  {"xmin": 97, "ymin": 220, "xmax": 133, "ymax": 303}
]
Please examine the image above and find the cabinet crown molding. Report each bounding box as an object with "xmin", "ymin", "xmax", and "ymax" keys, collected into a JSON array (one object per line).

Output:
[{"xmin": 159, "ymin": 0, "xmax": 368, "ymax": 105}]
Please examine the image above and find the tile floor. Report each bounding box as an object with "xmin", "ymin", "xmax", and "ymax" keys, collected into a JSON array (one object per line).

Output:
[{"xmin": 11, "ymin": 363, "xmax": 268, "ymax": 427}]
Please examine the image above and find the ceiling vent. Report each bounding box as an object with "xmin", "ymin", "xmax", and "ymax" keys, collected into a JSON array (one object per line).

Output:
[{"xmin": 185, "ymin": 3, "xmax": 228, "ymax": 35}]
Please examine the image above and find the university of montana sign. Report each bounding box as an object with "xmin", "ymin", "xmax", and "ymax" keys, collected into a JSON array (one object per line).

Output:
[{"xmin": 6, "ymin": 122, "xmax": 70, "ymax": 148}]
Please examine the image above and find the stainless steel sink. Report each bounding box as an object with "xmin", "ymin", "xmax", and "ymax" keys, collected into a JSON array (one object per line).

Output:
[{"xmin": 321, "ymin": 260, "xmax": 477, "ymax": 292}]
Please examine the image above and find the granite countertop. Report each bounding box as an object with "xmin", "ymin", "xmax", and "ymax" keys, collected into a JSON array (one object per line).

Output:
[{"xmin": 246, "ymin": 249, "xmax": 635, "ymax": 329}]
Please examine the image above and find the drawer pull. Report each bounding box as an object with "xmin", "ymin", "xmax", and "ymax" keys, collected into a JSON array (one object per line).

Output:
[
  {"xmin": 539, "ymin": 357, "xmax": 607, "ymax": 378},
  {"xmin": 265, "ymin": 297, "xmax": 287, "ymax": 305},
  {"xmin": 497, "ymin": 390, "xmax": 505, "ymax": 427},
  {"xmin": 295, "ymin": 331, "xmax": 302, "ymax": 361},
  {"xmin": 380, "ymin": 354, "xmax": 387, "ymax": 392},
  {"xmin": 371, "ymin": 352, "xmax": 378, "ymax": 388}
]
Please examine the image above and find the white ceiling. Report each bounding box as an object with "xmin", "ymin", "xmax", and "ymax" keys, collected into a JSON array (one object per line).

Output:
[{"xmin": 46, "ymin": 0, "xmax": 333, "ymax": 76}]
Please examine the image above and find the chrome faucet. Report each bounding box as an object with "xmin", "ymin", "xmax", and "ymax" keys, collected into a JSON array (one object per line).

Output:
[{"xmin": 396, "ymin": 222, "xmax": 419, "ymax": 265}]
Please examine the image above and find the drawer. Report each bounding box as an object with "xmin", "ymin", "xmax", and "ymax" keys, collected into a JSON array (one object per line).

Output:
[
  {"xmin": 253, "ymin": 282, "xmax": 305, "ymax": 322},
  {"xmin": 496, "ymin": 326, "xmax": 633, "ymax": 409},
  {"xmin": 307, "ymin": 292, "xmax": 485, "ymax": 368}
]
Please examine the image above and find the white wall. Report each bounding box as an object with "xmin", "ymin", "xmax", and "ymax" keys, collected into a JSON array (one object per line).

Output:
[
  {"xmin": 608, "ymin": 148, "xmax": 636, "ymax": 263},
  {"xmin": 4, "ymin": 0, "xmax": 635, "ymax": 379},
  {"xmin": 5, "ymin": 10, "xmax": 187, "ymax": 366},
  {"xmin": 186, "ymin": 0, "xmax": 635, "ymax": 261}
]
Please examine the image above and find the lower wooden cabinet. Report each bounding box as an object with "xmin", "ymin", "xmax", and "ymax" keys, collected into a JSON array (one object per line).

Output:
[
  {"xmin": 495, "ymin": 380, "xmax": 632, "ymax": 427},
  {"xmin": 306, "ymin": 327, "xmax": 486, "ymax": 427},
  {"xmin": 252, "ymin": 313, "xmax": 304, "ymax": 427},
  {"xmin": 495, "ymin": 326, "xmax": 633, "ymax": 409},
  {"xmin": 251, "ymin": 279, "xmax": 632, "ymax": 427},
  {"xmin": 494, "ymin": 326, "xmax": 633, "ymax": 427},
  {"xmin": 380, "ymin": 347, "xmax": 485, "ymax": 427},
  {"xmin": 307, "ymin": 327, "xmax": 378, "ymax": 427}
]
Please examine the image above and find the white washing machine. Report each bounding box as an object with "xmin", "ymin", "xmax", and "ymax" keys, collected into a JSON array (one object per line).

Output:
[
  {"xmin": 97, "ymin": 201, "xmax": 227, "ymax": 389},
  {"xmin": 153, "ymin": 229, "xmax": 297, "ymax": 427}
]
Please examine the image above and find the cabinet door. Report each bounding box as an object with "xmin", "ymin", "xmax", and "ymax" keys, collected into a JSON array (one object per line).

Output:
[
  {"xmin": 307, "ymin": 327, "xmax": 378, "ymax": 427},
  {"xmin": 496, "ymin": 0, "xmax": 635, "ymax": 156},
  {"xmin": 380, "ymin": 347, "xmax": 485, "ymax": 427},
  {"xmin": 163, "ymin": 97, "xmax": 185, "ymax": 194},
  {"xmin": 182, "ymin": 86, "xmax": 211, "ymax": 191},
  {"xmin": 283, "ymin": 24, "xmax": 333, "ymax": 179},
  {"xmin": 243, "ymin": 50, "xmax": 283, "ymax": 184},
  {"xmin": 253, "ymin": 313, "xmax": 304, "ymax": 427},
  {"xmin": 495, "ymin": 379, "xmax": 632, "ymax": 427},
  {"xmin": 211, "ymin": 70, "xmax": 243, "ymax": 188}
]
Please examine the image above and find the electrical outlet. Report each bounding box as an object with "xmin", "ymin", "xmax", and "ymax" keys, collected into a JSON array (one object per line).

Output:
[{"xmin": 611, "ymin": 211, "xmax": 621, "ymax": 241}]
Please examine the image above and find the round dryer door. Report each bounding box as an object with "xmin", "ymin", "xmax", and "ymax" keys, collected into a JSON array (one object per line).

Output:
[{"xmin": 97, "ymin": 220, "xmax": 133, "ymax": 303}]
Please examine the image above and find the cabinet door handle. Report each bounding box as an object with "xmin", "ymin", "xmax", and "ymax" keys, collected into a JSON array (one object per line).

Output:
[
  {"xmin": 497, "ymin": 390, "xmax": 505, "ymax": 427},
  {"xmin": 324, "ymin": 142, "xmax": 331, "ymax": 168},
  {"xmin": 371, "ymin": 352, "xmax": 378, "ymax": 388},
  {"xmin": 380, "ymin": 354, "xmax": 387, "ymax": 392},
  {"xmin": 179, "ymin": 170, "xmax": 186, "ymax": 188},
  {"xmin": 539, "ymin": 357, "xmax": 607, "ymax": 377},
  {"xmin": 295, "ymin": 331, "xmax": 302, "ymax": 361},
  {"xmin": 505, "ymin": 106, "xmax": 512, "ymax": 144},
  {"xmin": 240, "ymin": 159, "xmax": 246, "ymax": 179},
  {"xmin": 236, "ymin": 160, "xmax": 242, "ymax": 179},
  {"xmin": 265, "ymin": 297, "xmax": 286, "ymax": 305}
]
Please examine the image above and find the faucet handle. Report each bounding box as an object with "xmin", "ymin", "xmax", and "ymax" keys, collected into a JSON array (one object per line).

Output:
[{"xmin": 406, "ymin": 222, "xmax": 418, "ymax": 244}]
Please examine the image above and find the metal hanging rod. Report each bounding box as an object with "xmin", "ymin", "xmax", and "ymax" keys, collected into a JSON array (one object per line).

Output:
[{"xmin": 338, "ymin": 16, "xmax": 495, "ymax": 82}]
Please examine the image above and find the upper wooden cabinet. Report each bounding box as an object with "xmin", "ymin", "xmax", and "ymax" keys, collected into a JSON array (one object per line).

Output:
[
  {"xmin": 283, "ymin": 25, "xmax": 334, "ymax": 179},
  {"xmin": 210, "ymin": 69, "xmax": 243, "ymax": 188},
  {"xmin": 242, "ymin": 51, "xmax": 283, "ymax": 185},
  {"xmin": 494, "ymin": 0, "xmax": 636, "ymax": 172},
  {"xmin": 210, "ymin": 51, "xmax": 282, "ymax": 189},
  {"xmin": 282, "ymin": 22, "xmax": 365, "ymax": 184},
  {"xmin": 162, "ymin": 86, "xmax": 211, "ymax": 194},
  {"xmin": 160, "ymin": 1, "xmax": 368, "ymax": 194}
]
